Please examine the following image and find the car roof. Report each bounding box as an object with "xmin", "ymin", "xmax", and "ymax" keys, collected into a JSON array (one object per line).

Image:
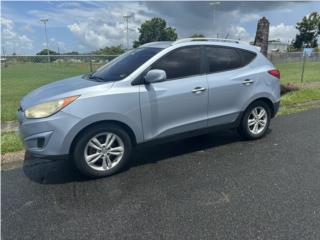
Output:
[
  {"xmin": 139, "ymin": 41, "xmax": 173, "ymax": 49},
  {"xmin": 139, "ymin": 39, "xmax": 260, "ymax": 53}
]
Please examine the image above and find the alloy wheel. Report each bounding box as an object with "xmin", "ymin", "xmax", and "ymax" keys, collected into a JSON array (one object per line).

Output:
[
  {"xmin": 84, "ymin": 132, "xmax": 125, "ymax": 171},
  {"xmin": 247, "ymin": 106, "xmax": 268, "ymax": 135}
]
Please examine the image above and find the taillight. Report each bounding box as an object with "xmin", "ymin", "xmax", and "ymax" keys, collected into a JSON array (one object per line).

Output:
[{"xmin": 268, "ymin": 69, "xmax": 280, "ymax": 79}]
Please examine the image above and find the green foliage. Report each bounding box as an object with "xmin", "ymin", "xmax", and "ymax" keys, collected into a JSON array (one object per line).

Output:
[
  {"xmin": 190, "ymin": 34, "xmax": 205, "ymax": 38},
  {"xmin": 36, "ymin": 48, "xmax": 59, "ymax": 55},
  {"xmin": 1, "ymin": 62, "xmax": 95, "ymax": 121},
  {"xmin": 133, "ymin": 18, "xmax": 178, "ymax": 48},
  {"xmin": 92, "ymin": 45, "xmax": 125, "ymax": 55},
  {"xmin": 63, "ymin": 51, "xmax": 80, "ymax": 55},
  {"xmin": 292, "ymin": 12, "xmax": 320, "ymax": 49},
  {"xmin": 276, "ymin": 62, "xmax": 320, "ymax": 84},
  {"xmin": 1, "ymin": 132, "xmax": 24, "ymax": 154},
  {"xmin": 35, "ymin": 49, "xmax": 60, "ymax": 62},
  {"xmin": 279, "ymin": 88, "xmax": 320, "ymax": 115}
]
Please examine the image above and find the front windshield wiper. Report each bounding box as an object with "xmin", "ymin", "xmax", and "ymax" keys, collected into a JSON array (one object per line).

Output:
[{"xmin": 86, "ymin": 73, "xmax": 105, "ymax": 82}]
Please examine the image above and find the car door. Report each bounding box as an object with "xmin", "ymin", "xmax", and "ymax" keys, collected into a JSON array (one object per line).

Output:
[
  {"xmin": 139, "ymin": 46, "xmax": 208, "ymax": 141},
  {"xmin": 204, "ymin": 46, "xmax": 257, "ymax": 126}
]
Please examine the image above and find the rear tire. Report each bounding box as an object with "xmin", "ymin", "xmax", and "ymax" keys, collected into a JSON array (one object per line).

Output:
[
  {"xmin": 238, "ymin": 101, "xmax": 271, "ymax": 140},
  {"xmin": 73, "ymin": 123, "xmax": 132, "ymax": 178}
]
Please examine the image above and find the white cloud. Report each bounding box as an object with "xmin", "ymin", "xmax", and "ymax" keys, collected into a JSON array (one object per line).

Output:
[
  {"xmin": 1, "ymin": 17, "xmax": 14, "ymax": 29},
  {"xmin": 231, "ymin": 10, "xmax": 260, "ymax": 23},
  {"xmin": 68, "ymin": 21, "xmax": 125, "ymax": 50},
  {"xmin": 65, "ymin": 3, "xmax": 152, "ymax": 50},
  {"xmin": 22, "ymin": 24, "xmax": 34, "ymax": 33},
  {"xmin": 21, "ymin": 2, "xmax": 153, "ymax": 51},
  {"xmin": 229, "ymin": 25, "xmax": 252, "ymax": 42},
  {"xmin": 269, "ymin": 23, "xmax": 298, "ymax": 42},
  {"xmin": 1, "ymin": 17, "xmax": 33, "ymax": 54}
]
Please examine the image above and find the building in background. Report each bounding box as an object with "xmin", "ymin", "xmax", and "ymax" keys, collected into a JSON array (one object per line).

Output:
[{"xmin": 268, "ymin": 40, "xmax": 290, "ymax": 53}]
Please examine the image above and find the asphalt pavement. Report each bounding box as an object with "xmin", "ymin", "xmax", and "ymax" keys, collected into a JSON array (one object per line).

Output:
[{"xmin": 2, "ymin": 109, "xmax": 320, "ymax": 240}]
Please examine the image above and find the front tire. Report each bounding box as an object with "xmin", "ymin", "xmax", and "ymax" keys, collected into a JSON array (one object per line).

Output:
[
  {"xmin": 238, "ymin": 101, "xmax": 271, "ymax": 140},
  {"xmin": 73, "ymin": 124, "xmax": 132, "ymax": 178}
]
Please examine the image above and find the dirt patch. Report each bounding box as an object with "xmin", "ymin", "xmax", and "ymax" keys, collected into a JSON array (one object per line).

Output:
[
  {"xmin": 1, "ymin": 120, "xmax": 18, "ymax": 133},
  {"xmin": 1, "ymin": 150, "xmax": 25, "ymax": 170},
  {"xmin": 299, "ymin": 82, "xmax": 320, "ymax": 89}
]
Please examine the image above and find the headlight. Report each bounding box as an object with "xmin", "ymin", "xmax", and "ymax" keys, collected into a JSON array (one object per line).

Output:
[{"xmin": 25, "ymin": 95, "xmax": 79, "ymax": 119}]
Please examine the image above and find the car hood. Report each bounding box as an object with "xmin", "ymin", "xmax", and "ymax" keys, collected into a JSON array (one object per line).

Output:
[{"xmin": 20, "ymin": 75, "xmax": 114, "ymax": 109}]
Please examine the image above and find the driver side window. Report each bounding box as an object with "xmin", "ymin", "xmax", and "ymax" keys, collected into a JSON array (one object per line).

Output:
[{"xmin": 151, "ymin": 46, "xmax": 201, "ymax": 80}]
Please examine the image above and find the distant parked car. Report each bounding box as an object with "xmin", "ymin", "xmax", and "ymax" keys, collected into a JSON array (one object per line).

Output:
[{"xmin": 17, "ymin": 38, "xmax": 280, "ymax": 178}]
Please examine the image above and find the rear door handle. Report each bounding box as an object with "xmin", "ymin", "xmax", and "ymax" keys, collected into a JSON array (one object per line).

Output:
[
  {"xmin": 192, "ymin": 87, "xmax": 206, "ymax": 94},
  {"xmin": 242, "ymin": 79, "xmax": 254, "ymax": 85}
]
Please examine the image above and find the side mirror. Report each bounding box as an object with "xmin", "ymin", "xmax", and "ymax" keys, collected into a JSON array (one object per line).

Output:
[{"xmin": 144, "ymin": 69, "xmax": 167, "ymax": 84}]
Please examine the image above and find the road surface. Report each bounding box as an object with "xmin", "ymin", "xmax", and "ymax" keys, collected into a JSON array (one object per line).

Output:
[{"xmin": 2, "ymin": 109, "xmax": 320, "ymax": 239}]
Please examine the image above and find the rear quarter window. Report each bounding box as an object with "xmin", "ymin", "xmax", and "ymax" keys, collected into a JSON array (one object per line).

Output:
[{"xmin": 237, "ymin": 49, "xmax": 257, "ymax": 66}]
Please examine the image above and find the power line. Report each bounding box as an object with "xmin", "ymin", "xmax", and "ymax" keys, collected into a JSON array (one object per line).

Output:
[{"xmin": 209, "ymin": 2, "xmax": 220, "ymax": 35}]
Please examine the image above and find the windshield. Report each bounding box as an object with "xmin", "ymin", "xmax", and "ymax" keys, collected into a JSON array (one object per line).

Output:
[{"xmin": 91, "ymin": 47, "xmax": 162, "ymax": 82}]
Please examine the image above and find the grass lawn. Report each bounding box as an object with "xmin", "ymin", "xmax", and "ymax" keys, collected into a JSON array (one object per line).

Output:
[
  {"xmin": 1, "ymin": 132, "xmax": 23, "ymax": 154},
  {"xmin": 276, "ymin": 61, "xmax": 320, "ymax": 84},
  {"xmin": 1, "ymin": 61, "xmax": 320, "ymax": 122},
  {"xmin": 1, "ymin": 62, "xmax": 96, "ymax": 121},
  {"xmin": 278, "ymin": 88, "xmax": 320, "ymax": 115}
]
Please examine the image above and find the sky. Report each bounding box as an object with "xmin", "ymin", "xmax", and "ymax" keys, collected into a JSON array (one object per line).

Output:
[{"xmin": 1, "ymin": 1, "xmax": 320, "ymax": 55}]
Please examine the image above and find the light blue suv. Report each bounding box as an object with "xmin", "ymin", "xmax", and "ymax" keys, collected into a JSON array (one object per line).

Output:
[{"xmin": 18, "ymin": 38, "xmax": 280, "ymax": 177}]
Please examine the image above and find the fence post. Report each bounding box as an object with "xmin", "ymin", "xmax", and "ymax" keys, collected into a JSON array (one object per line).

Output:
[
  {"xmin": 300, "ymin": 52, "xmax": 306, "ymax": 83},
  {"xmin": 89, "ymin": 55, "xmax": 93, "ymax": 72}
]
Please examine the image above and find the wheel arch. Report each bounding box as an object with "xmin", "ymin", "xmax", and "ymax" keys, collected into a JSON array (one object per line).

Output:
[
  {"xmin": 244, "ymin": 97, "xmax": 276, "ymax": 118},
  {"xmin": 69, "ymin": 120, "xmax": 138, "ymax": 155}
]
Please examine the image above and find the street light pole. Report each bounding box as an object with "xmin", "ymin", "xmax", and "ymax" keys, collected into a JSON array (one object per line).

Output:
[
  {"xmin": 123, "ymin": 14, "xmax": 133, "ymax": 50},
  {"xmin": 40, "ymin": 18, "xmax": 50, "ymax": 63},
  {"xmin": 209, "ymin": 2, "xmax": 220, "ymax": 36}
]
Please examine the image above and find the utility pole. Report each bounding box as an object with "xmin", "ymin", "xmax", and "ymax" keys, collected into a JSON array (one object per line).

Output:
[
  {"xmin": 209, "ymin": 2, "xmax": 220, "ymax": 35},
  {"xmin": 56, "ymin": 42, "xmax": 60, "ymax": 54},
  {"xmin": 123, "ymin": 14, "xmax": 133, "ymax": 50},
  {"xmin": 40, "ymin": 18, "xmax": 50, "ymax": 63},
  {"xmin": 2, "ymin": 46, "xmax": 8, "ymax": 67},
  {"xmin": 2, "ymin": 46, "xmax": 5, "ymax": 57}
]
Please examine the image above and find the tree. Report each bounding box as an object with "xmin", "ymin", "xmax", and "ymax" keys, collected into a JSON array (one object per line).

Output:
[
  {"xmin": 36, "ymin": 48, "xmax": 59, "ymax": 55},
  {"xmin": 292, "ymin": 12, "xmax": 320, "ymax": 49},
  {"xmin": 93, "ymin": 45, "xmax": 125, "ymax": 55},
  {"xmin": 190, "ymin": 34, "xmax": 205, "ymax": 38},
  {"xmin": 133, "ymin": 18, "xmax": 178, "ymax": 48},
  {"xmin": 63, "ymin": 51, "xmax": 80, "ymax": 55}
]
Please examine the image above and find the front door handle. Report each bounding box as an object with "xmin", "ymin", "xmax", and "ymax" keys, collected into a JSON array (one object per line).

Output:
[
  {"xmin": 242, "ymin": 79, "xmax": 254, "ymax": 85},
  {"xmin": 192, "ymin": 87, "xmax": 206, "ymax": 94}
]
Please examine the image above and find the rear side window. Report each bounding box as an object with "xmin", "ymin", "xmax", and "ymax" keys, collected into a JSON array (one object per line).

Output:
[
  {"xmin": 205, "ymin": 46, "xmax": 242, "ymax": 73},
  {"xmin": 151, "ymin": 46, "xmax": 201, "ymax": 80},
  {"xmin": 237, "ymin": 49, "xmax": 257, "ymax": 66}
]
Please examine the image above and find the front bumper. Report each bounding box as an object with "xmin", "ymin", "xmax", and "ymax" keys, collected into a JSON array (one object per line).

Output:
[{"xmin": 17, "ymin": 110, "xmax": 81, "ymax": 157}]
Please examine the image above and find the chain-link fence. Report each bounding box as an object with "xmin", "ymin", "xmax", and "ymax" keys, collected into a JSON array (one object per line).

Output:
[
  {"xmin": 2, "ymin": 51, "xmax": 319, "ymax": 71},
  {"xmin": 267, "ymin": 51, "xmax": 320, "ymax": 83},
  {"xmin": 1, "ymin": 55, "xmax": 118, "ymax": 73},
  {"xmin": 268, "ymin": 51, "xmax": 320, "ymax": 65}
]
